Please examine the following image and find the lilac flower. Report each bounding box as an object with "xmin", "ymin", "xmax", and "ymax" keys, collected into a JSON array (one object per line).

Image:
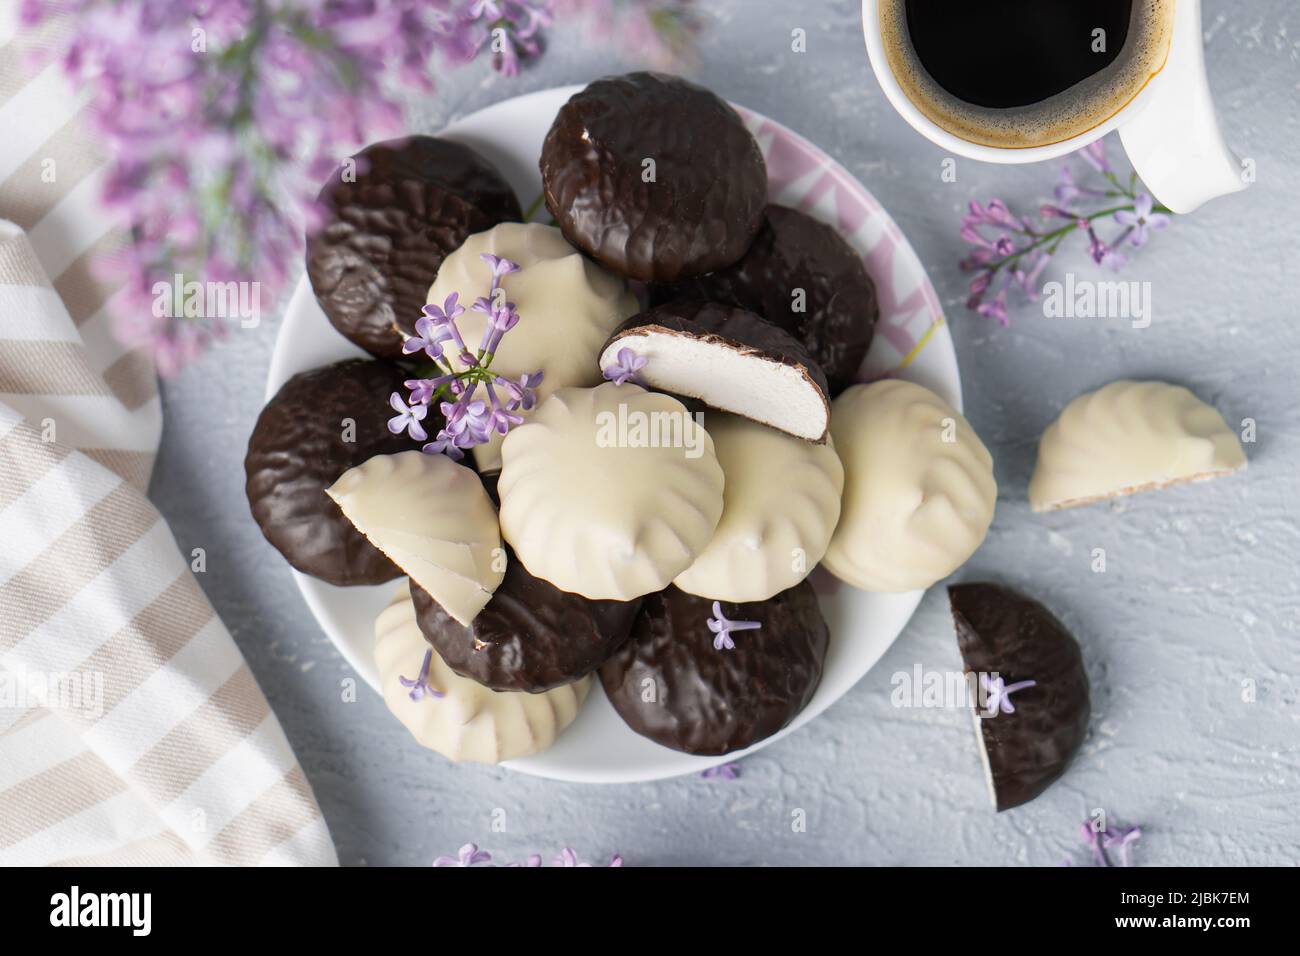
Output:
[
  {"xmin": 979, "ymin": 674, "xmax": 1036, "ymax": 716},
  {"xmin": 483, "ymin": 383, "xmax": 524, "ymax": 435},
  {"xmin": 553, "ymin": 847, "xmax": 623, "ymax": 867},
  {"xmin": 1079, "ymin": 138, "xmax": 1110, "ymax": 174},
  {"xmin": 701, "ymin": 762, "xmax": 741, "ymax": 780},
  {"xmin": 479, "ymin": 252, "xmax": 522, "ymax": 278},
  {"xmin": 387, "ymin": 391, "xmax": 429, "ymax": 442},
  {"xmin": 958, "ymin": 134, "xmax": 1173, "ymax": 326},
  {"xmin": 433, "ymin": 843, "xmax": 492, "ymax": 867},
  {"xmin": 554, "ymin": 0, "xmax": 703, "ymax": 69},
  {"xmin": 707, "ymin": 601, "xmax": 762, "ymax": 651},
  {"xmin": 403, "ymin": 315, "xmax": 454, "ymax": 361},
  {"xmin": 461, "ymin": 1, "xmax": 553, "ymax": 77},
  {"xmin": 1113, "ymin": 194, "xmax": 1170, "ymax": 248},
  {"xmin": 21, "ymin": 1, "xmax": 489, "ymax": 375},
  {"xmin": 405, "ymin": 376, "xmax": 453, "ymax": 406},
  {"xmin": 498, "ymin": 371, "xmax": 543, "ymax": 411},
  {"xmin": 965, "ymin": 272, "xmax": 992, "ymax": 310},
  {"xmin": 24, "ymin": 1, "xmax": 702, "ymax": 376},
  {"xmin": 398, "ymin": 256, "xmax": 542, "ymax": 460},
  {"xmin": 1011, "ymin": 250, "xmax": 1052, "ymax": 300},
  {"xmin": 399, "ymin": 649, "xmax": 444, "ymax": 703},
  {"xmin": 424, "ymin": 292, "xmax": 466, "ymax": 324},
  {"xmin": 976, "ymin": 286, "xmax": 1011, "ymax": 328},
  {"xmin": 1083, "ymin": 223, "xmax": 1110, "ymax": 266},
  {"xmin": 506, "ymin": 854, "xmax": 544, "ymax": 867},
  {"xmin": 602, "ymin": 347, "xmax": 647, "ymax": 386},
  {"xmin": 1102, "ymin": 826, "xmax": 1143, "ymax": 867}
]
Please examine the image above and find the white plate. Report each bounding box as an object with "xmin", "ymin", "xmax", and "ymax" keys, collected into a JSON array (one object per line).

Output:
[{"xmin": 265, "ymin": 85, "xmax": 960, "ymax": 783}]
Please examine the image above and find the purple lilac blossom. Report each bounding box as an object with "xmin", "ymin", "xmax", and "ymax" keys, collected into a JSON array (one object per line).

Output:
[
  {"xmin": 21, "ymin": 1, "xmax": 700, "ymax": 375},
  {"xmin": 978, "ymin": 674, "xmax": 1037, "ymax": 716},
  {"xmin": 433, "ymin": 843, "xmax": 492, "ymax": 867},
  {"xmin": 398, "ymin": 649, "xmax": 445, "ymax": 702},
  {"xmin": 401, "ymin": 256, "xmax": 541, "ymax": 460},
  {"xmin": 706, "ymin": 601, "xmax": 762, "ymax": 651},
  {"xmin": 602, "ymin": 346, "xmax": 647, "ymax": 385},
  {"xmin": 960, "ymin": 136, "xmax": 1172, "ymax": 325},
  {"xmin": 701, "ymin": 762, "xmax": 741, "ymax": 780}
]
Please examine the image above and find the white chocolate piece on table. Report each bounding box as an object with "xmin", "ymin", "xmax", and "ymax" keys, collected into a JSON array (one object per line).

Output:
[
  {"xmin": 327, "ymin": 451, "xmax": 503, "ymax": 625},
  {"xmin": 1029, "ymin": 379, "xmax": 1247, "ymax": 512},
  {"xmin": 374, "ymin": 587, "xmax": 589, "ymax": 764},
  {"xmin": 674, "ymin": 413, "xmax": 844, "ymax": 602},
  {"xmin": 497, "ymin": 383, "xmax": 725, "ymax": 600},
  {"xmin": 823, "ymin": 380, "xmax": 996, "ymax": 593}
]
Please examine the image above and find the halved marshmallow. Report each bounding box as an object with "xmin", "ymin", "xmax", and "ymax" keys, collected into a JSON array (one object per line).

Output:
[{"xmin": 600, "ymin": 302, "xmax": 831, "ymax": 442}]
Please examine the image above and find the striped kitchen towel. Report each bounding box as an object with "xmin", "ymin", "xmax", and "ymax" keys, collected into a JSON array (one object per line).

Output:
[{"xmin": 0, "ymin": 15, "xmax": 336, "ymax": 866}]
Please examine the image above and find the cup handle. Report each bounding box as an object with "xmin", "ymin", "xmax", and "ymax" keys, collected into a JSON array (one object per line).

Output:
[{"xmin": 1118, "ymin": 0, "xmax": 1247, "ymax": 214}]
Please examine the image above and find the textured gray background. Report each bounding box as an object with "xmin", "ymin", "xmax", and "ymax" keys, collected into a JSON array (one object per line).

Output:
[{"xmin": 150, "ymin": 0, "xmax": 1300, "ymax": 866}]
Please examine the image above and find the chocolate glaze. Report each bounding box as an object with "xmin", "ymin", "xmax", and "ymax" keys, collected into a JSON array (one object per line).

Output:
[
  {"xmin": 245, "ymin": 359, "xmax": 427, "ymax": 586},
  {"xmin": 650, "ymin": 204, "xmax": 877, "ymax": 395},
  {"xmin": 600, "ymin": 583, "xmax": 828, "ymax": 755},
  {"xmin": 948, "ymin": 582, "xmax": 1091, "ymax": 812},
  {"xmin": 410, "ymin": 543, "xmax": 641, "ymax": 693},
  {"xmin": 539, "ymin": 72, "xmax": 766, "ymax": 282},
  {"xmin": 604, "ymin": 301, "xmax": 831, "ymax": 441},
  {"xmin": 306, "ymin": 136, "xmax": 521, "ymax": 358}
]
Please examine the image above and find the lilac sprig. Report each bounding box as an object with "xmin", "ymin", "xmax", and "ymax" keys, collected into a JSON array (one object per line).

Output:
[
  {"xmin": 21, "ymin": 1, "xmax": 702, "ymax": 376},
  {"xmin": 961, "ymin": 137, "xmax": 1172, "ymax": 326},
  {"xmin": 707, "ymin": 601, "xmax": 762, "ymax": 651},
  {"xmin": 391, "ymin": 254, "xmax": 543, "ymax": 461}
]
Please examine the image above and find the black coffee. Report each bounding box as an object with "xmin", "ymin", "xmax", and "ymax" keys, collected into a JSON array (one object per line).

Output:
[
  {"xmin": 905, "ymin": 0, "xmax": 1131, "ymax": 109},
  {"xmin": 878, "ymin": 0, "xmax": 1175, "ymax": 149}
]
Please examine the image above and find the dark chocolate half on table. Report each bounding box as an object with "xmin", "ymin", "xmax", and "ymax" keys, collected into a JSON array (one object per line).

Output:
[
  {"xmin": 600, "ymin": 582, "xmax": 828, "ymax": 756},
  {"xmin": 245, "ymin": 359, "xmax": 430, "ymax": 587},
  {"xmin": 306, "ymin": 136, "xmax": 521, "ymax": 359},
  {"xmin": 650, "ymin": 204, "xmax": 878, "ymax": 395},
  {"xmin": 539, "ymin": 71, "xmax": 767, "ymax": 282},
  {"xmin": 411, "ymin": 544, "xmax": 641, "ymax": 694},
  {"xmin": 600, "ymin": 301, "xmax": 831, "ymax": 442},
  {"xmin": 948, "ymin": 582, "xmax": 1091, "ymax": 812}
]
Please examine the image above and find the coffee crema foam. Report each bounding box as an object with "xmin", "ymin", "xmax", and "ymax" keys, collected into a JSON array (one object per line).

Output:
[{"xmin": 879, "ymin": 0, "xmax": 1176, "ymax": 149}]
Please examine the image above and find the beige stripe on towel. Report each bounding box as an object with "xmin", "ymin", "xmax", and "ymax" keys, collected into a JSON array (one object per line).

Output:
[{"xmin": 0, "ymin": 28, "xmax": 336, "ymax": 867}]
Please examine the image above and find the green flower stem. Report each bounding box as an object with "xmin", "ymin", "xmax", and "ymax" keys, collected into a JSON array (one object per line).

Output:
[{"xmin": 986, "ymin": 200, "xmax": 1172, "ymax": 273}]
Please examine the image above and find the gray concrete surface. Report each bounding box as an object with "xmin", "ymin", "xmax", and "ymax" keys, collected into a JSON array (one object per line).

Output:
[{"xmin": 150, "ymin": 0, "xmax": 1300, "ymax": 866}]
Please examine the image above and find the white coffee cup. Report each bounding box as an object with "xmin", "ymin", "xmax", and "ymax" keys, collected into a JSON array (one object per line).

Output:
[{"xmin": 861, "ymin": 0, "xmax": 1247, "ymax": 213}]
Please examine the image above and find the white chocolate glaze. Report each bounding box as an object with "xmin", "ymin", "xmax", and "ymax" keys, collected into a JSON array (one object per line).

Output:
[
  {"xmin": 497, "ymin": 382, "xmax": 725, "ymax": 600},
  {"xmin": 674, "ymin": 413, "xmax": 844, "ymax": 601},
  {"xmin": 327, "ymin": 451, "xmax": 503, "ymax": 625},
  {"xmin": 1029, "ymin": 379, "xmax": 1247, "ymax": 512},
  {"xmin": 426, "ymin": 222, "xmax": 638, "ymax": 471},
  {"xmin": 374, "ymin": 588, "xmax": 589, "ymax": 763},
  {"xmin": 823, "ymin": 380, "xmax": 996, "ymax": 593}
]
